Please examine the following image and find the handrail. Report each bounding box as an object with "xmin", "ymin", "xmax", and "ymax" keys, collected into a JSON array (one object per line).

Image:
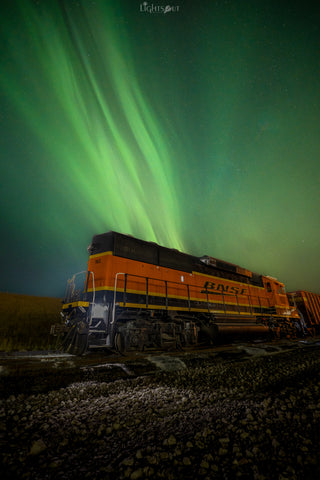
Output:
[
  {"xmin": 186, "ymin": 284, "xmax": 191, "ymax": 311},
  {"xmin": 236, "ymin": 294, "xmax": 240, "ymax": 314},
  {"xmin": 111, "ymin": 271, "xmax": 275, "ymax": 316},
  {"xmin": 247, "ymin": 293, "xmax": 253, "ymax": 315},
  {"xmin": 123, "ymin": 274, "xmax": 128, "ymax": 306},
  {"xmin": 165, "ymin": 281, "xmax": 168, "ymax": 310},
  {"xmin": 88, "ymin": 271, "xmax": 95, "ymax": 326},
  {"xmin": 222, "ymin": 293, "xmax": 226, "ymax": 314},
  {"xmin": 146, "ymin": 277, "xmax": 149, "ymax": 308},
  {"xmin": 64, "ymin": 270, "xmax": 95, "ymax": 304},
  {"xmin": 112, "ymin": 272, "xmax": 125, "ymax": 325},
  {"xmin": 63, "ymin": 270, "xmax": 96, "ymax": 327}
]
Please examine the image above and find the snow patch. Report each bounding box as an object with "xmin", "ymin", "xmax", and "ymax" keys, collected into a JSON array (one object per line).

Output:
[{"xmin": 147, "ymin": 355, "xmax": 187, "ymax": 371}]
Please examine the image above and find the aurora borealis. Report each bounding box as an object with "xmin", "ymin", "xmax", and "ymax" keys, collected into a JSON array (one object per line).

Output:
[{"xmin": 1, "ymin": 0, "xmax": 320, "ymax": 296}]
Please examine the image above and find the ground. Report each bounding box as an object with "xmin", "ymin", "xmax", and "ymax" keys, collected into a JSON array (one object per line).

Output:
[{"xmin": 1, "ymin": 340, "xmax": 320, "ymax": 479}]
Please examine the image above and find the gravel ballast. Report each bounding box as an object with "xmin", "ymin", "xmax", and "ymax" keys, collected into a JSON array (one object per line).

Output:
[{"xmin": 2, "ymin": 345, "xmax": 320, "ymax": 479}]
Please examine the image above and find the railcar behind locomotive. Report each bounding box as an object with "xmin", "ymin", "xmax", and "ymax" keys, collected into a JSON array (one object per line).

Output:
[{"xmin": 52, "ymin": 231, "xmax": 316, "ymax": 355}]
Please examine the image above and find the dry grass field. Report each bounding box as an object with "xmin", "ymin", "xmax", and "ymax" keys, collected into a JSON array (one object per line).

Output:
[{"xmin": 0, "ymin": 292, "xmax": 61, "ymax": 351}]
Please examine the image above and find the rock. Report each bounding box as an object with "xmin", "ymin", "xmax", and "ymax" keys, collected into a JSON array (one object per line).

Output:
[
  {"xmin": 124, "ymin": 468, "xmax": 132, "ymax": 477},
  {"xmin": 29, "ymin": 438, "xmax": 47, "ymax": 455},
  {"xmin": 219, "ymin": 437, "xmax": 230, "ymax": 445},
  {"xmin": 143, "ymin": 466, "xmax": 154, "ymax": 476},
  {"xmin": 147, "ymin": 455, "xmax": 157, "ymax": 465},
  {"xmin": 160, "ymin": 451, "xmax": 169, "ymax": 460},
  {"xmin": 166, "ymin": 434, "xmax": 176, "ymax": 446},
  {"xmin": 200, "ymin": 460, "xmax": 209, "ymax": 469},
  {"xmin": 218, "ymin": 448, "xmax": 228, "ymax": 456},
  {"xmin": 130, "ymin": 468, "xmax": 143, "ymax": 480}
]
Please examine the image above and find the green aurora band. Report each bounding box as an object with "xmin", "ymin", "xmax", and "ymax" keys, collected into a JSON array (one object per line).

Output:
[
  {"xmin": 1, "ymin": 0, "xmax": 320, "ymax": 296},
  {"xmin": 1, "ymin": 1, "xmax": 184, "ymax": 250}
]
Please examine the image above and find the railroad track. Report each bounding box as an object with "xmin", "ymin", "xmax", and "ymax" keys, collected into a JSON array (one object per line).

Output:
[{"xmin": 1, "ymin": 337, "xmax": 320, "ymax": 397}]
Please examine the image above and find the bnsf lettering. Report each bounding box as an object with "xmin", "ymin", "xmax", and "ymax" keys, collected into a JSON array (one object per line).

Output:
[
  {"xmin": 217, "ymin": 284, "xmax": 228, "ymax": 292},
  {"xmin": 203, "ymin": 282, "xmax": 215, "ymax": 290},
  {"xmin": 202, "ymin": 281, "xmax": 247, "ymax": 295},
  {"xmin": 229, "ymin": 286, "xmax": 238, "ymax": 294}
]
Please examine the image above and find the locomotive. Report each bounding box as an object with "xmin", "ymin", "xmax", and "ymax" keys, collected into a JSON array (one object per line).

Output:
[{"xmin": 52, "ymin": 231, "xmax": 319, "ymax": 355}]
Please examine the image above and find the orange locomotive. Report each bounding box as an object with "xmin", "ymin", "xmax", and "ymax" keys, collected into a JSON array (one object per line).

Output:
[{"xmin": 55, "ymin": 231, "xmax": 307, "ymax": 355}]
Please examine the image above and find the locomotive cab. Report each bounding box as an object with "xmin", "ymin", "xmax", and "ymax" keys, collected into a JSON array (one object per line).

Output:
[
  {"xmin": 262, "ymin": 276, "xmax": 300, "ymax": 337},
  {"xmin": 262, "ymin": 276, "xmax": 289, "ymax": 312}
]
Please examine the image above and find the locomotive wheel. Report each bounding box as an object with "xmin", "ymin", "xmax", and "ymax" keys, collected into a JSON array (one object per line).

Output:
[
  {"xmin": 115, "ymin": 332, "xmax": 126, "ymax": 354},
  {"xmin": 59, "ymin": 321, "xmax": 88, "ymax": 356}
]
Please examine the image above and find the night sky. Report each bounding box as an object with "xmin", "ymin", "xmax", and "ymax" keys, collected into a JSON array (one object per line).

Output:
[{"xmin": 1, "ymin": 0, "xmax": 320, "ymax": 297}]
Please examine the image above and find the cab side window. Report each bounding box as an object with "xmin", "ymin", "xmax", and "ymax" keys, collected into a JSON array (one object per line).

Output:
[{"xmin": 266, "ymin": 282, "xmax": 272, "ymax": 292}]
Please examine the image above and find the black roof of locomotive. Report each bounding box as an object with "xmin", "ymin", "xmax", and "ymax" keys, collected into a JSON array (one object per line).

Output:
[
  {"xmin": 87, "ymin": 231, "xmax": 261, "ymax": 285},
  {"xmin": 88, "ymin": 231, "xmax": 197, "ymax": 272}
]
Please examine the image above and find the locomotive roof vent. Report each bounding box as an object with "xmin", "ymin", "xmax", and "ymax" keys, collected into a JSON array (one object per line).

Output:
[
  {"xmin": 265, "ymin": 275, "xmax": 279, "ymax": 281},
  {"xmin": 200, "ymin": 255, "xmax": 217, "ymax": 267},
  {"xmin": 87, "ymin": 243, "xmax": 97, "ymax": 254}
]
